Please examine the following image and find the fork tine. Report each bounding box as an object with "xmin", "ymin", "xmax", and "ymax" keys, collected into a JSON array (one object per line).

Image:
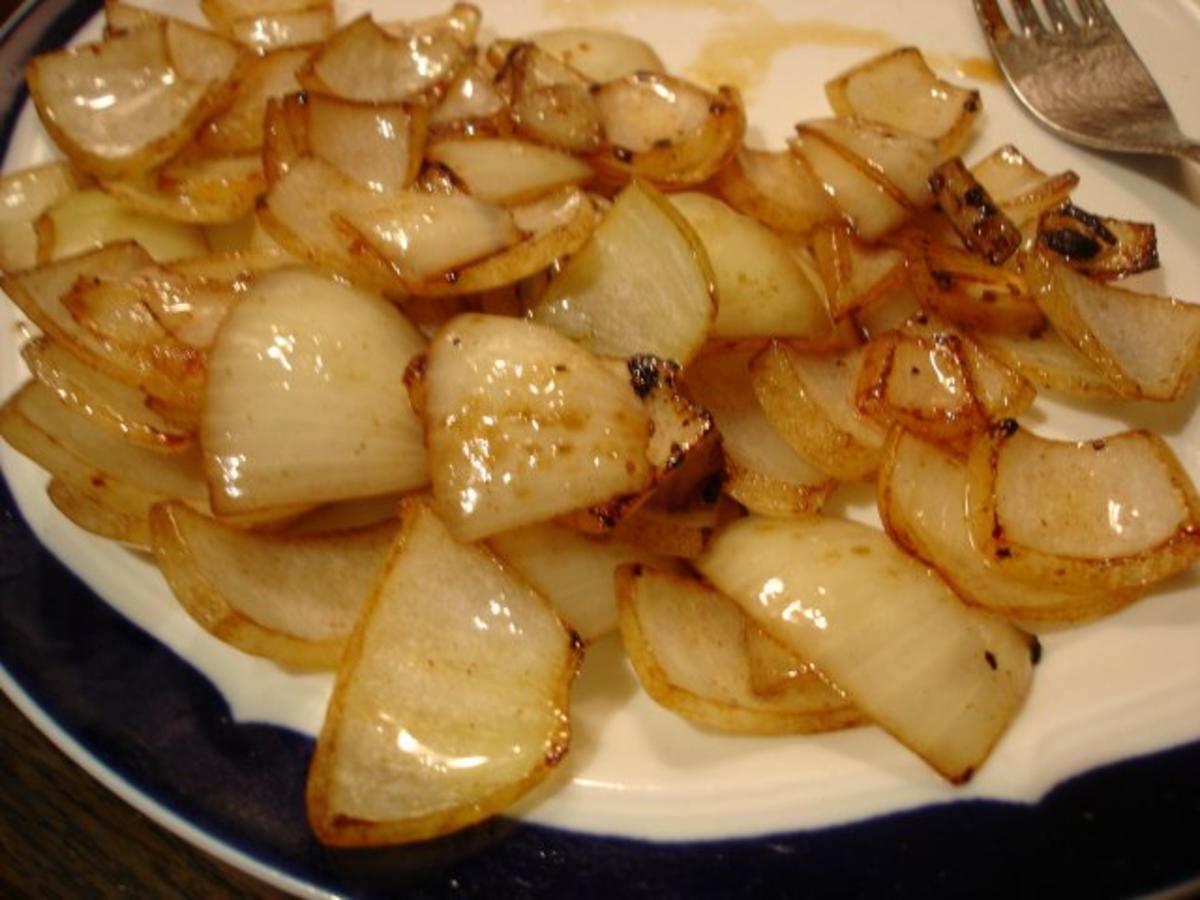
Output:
[
  {"xmin": 974, "ymin": 0, "xmax": 1014, "ymax": 42},
  {"xmin": 1041, "ymin": 0, "xmax": 1078, "ymax": 32},
  {"xmin": 1009, "ymin": 0, "xmax": 1047, "ymax": 35},
  {"xmin": 1074, "ymin": 0, "xmax": 1119, "ymax": 28}
]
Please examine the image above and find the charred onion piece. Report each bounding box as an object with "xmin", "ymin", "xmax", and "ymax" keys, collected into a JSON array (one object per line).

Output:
[
  {"xmin": 928, "ymin": 157, "xmax": 1021, "ymax": 266},
  {"xmin": 1036, "ymin": 202, "xmax": 1158, "ymax": 281}
]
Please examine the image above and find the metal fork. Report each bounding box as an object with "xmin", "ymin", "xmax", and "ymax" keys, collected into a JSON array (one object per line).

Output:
[{"xmin": 974, "ymin": 0, "xmax": 1200, "ymax": 163}]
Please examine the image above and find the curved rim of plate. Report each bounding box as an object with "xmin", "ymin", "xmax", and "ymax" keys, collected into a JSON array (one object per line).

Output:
[{"xmin": 1, "ymin": 1, "xmax": 1200, "ymax": 898}]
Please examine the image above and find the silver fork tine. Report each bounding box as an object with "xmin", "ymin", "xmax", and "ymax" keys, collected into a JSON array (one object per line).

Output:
[
  {"xmin": 1008, "ymin": 0, "xmax": 1046, "ymax": 35},
  {"xmin": 1074, "ymin": 0, "xmax": 1119, "ymax": 29},
  {"xmin": 1040, "ymin": 0, "xmax": 1077, "ymax": 33},
  {"xmin": 975, "ymin": 0, "xmax": 1014, "ymax": 43}
]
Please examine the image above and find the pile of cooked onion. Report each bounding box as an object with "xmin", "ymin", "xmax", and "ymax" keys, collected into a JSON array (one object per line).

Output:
[{"xmin": 2, "ymin": 0, "xmax": 1198, "ymax": 846}]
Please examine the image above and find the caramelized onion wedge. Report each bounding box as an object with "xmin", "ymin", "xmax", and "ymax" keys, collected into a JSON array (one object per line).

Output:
[
  {"xmin": 27, "ymin": 23, "xmax": 237, "ymax": 178},
  {"xmin": 0, "ymin": 382, "xmax": 207, "ymax": 547},
  {"xmin": 791, "ymin": 128, "xmax": 911, "ymax": 240},
  {"xmin": 750, "ymin": 342, "xmax": 885, "ymax": 481},
  {"xmin": 116, "ymin": 265, "xmax": 242, "ymax": 350},
  {"xmin": 38, "ymin": 188, "xmax": 208, "ymax": 263},
  {"xmin": 855, "ymin": 331, "xmax": 988, "ymax": 442},
  {"xmin": 805, "ymin": 117, "xmax": 940, "ymax": 209},
  {"xmin": 966, "ymin": 423, "xmax": 1200, "ymax": 592},
  {"xmin": 256, "ymin": 157, "xmax": 403, "ymax": 292},
  {"xmin": 811, "ymin": 223, "xmax": 907, "ymax": 321},
  {"xmin": 416, "ymin": 314, "xmax": 652, "ymax": 541},
  {"xmin": 200, "ymin": 48, "xmax": 308, "ymax": 155},
  {"xmin": 425, "ymin": 139, "xmax": 593, "ymax": 205},
  {"xmin": 383, "ymin": 3, "xmax": 481, "ymax": 48},
  {"xmin": 712, "ymin": 147, "xmax": 838, "ymax": 237},
  {"xmin": 307, "ymin": 500, "xmax": 580, "ymax": 847},
  {"xmin": 22, "ymin": 337, "xmax": 192, "ymax": 452},
  {"xmin": 1027, "ymin": 253, "xmax": 1200, "ymax": 401},
  {"xmin": 698, "ymin": 516, "xmax": 1034, "ymax": 783},
  {"xmin": 0, "ymin": 162, "xmax": 86, "ymax": 272},
  {"xmin": 298, "ymin": 14, "xmax": 467, "ymax": 103},
  {"xmin": 686, "ymin": 349, "xmax": 835, "ymax": 518},
  {"xmin": 151, "ymin": 501, "xmax": 397, "ymax": 668},
  {"xmin": 263, "ymin": 158, "xmax": 592, "ymax": 295},
  {"xmin": 100, "ymin": 152, "xmax": 265, "ymax": 225},
  {"xmin": 616, "ymin": 565, "xmax": 862, "ymax": 735},
  {"xmin": 203, "ymin": 268, "xmax": 428, "ymax": 515},
  {"xmin": 409, "ymin": 187, "xmax": 597, "ymax": 296},
  {"xmin": 3, "ymin": 243, "xmax": 204, "ymax": 408},
  {"xmin": 341, "ymin": 192, "xmax": 520, "ymax": 283},
  {"xmin": 825, "ymin": 47, "xmax": 981, "ymax": 156},
  {"xmin": 901, "ymin": 316, "xmax": 1035, "ymax": 423},
  {"xmin": 200, "ymin": 0, "xmax": 322, "ymax": 22},
  {"xmin": 202, "ymin": 0, "xmax": 333, "ymax": 51},
  {"xmin": 104, "ymin": 0, "xmax": 161, "ymax": 34},
  {"xmin": 306, "ymin": 93, "xmax": 428, "ymax": 193},
  {"xmin": 744, "ymin": 623, "xmax": 841, "ymax": 699},
  {"xmin": 496, "ymin": 43, "xmax": 603, "ymax": 154},
  {"xmin": 591, "ymin": 75, "xmax": 745, "ymax": 188},
  {"xmin": 429, "ymin": 62, "xmax": 509, "ymax": 134},
  {"xmin": 970, "ymin": 145, "xmax": 1078, "ymax": 228},
  {"xmin": 488, "ymin": 522, "xmax": 679, "ymax": 642},
  {"xmin": 533, "ymin": 180, "xmax": 715, "ymax": 364},
  {"xmin": 903, "ymin": 232, "xmax": 1043, "ymax": 336},
  {"xmin": 529, "ymin": 28, "xmax": 664, "ymax": 82},
  {"xmin": 879, "ymin": 429, "xmax": 1142, "ymax": 623},
  {"xmin": 668, "ymin": 193, "xmax": 833, "ymax": 341},
  {"xmin": 973, "ymin": 328, "xmax": 1121, "ymax": 400}
]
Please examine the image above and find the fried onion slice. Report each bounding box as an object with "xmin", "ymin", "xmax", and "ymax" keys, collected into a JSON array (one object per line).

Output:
[{"xmin": 966, "ymin": 422, "xmax": 1200, "ymax": 592}]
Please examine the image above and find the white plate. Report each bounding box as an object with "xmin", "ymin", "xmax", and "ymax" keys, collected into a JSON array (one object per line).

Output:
[{"xmin": 2, "ymin": 0, "xmax": 1199, "ymax": 864}]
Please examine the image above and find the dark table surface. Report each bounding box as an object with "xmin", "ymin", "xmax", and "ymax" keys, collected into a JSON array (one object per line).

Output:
[{"xmin": 0, "ymin": 1, "xmax": 282, "ymax": 896}]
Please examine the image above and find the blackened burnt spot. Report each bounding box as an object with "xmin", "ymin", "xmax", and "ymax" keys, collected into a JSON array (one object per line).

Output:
[
  {"xmin": 613, "ymin": 146, "xmax": 634, "ymax": 162},
  {"xmin": 964, "ymin": 186, "xmax": 987, "ymax": 208},
  {"xmin": 996, "ymin": 547, "xmax": 1012, "ymax": 559},
  {"xmin": 628, "ymin": 355, "xmax": 661, "ymax": 397},
  {"xmin": 984, "ymin": 650, "xmax": 997, "ymax": 670},
  {"xmin": 1040, "ymin": 229, "xmax": 1101, "ymax": 261},
  {"xmin": 1091, "ymin": 439, "xmax": 1107, "ymax": 451},
  {"xmin": 1030, "ymin": 636, "xmax": 1043, "ymax": 665},
  {"xmin": 1062, "ymin": 202, "xmax": 1117, "ymax": 244},
  {"xmin": 996, "ymin": 418, "xmax": 1020, "ymax": 437},
  {"xmin": 963, "ymin": 94, "xmax": 980, "ymax": 113},
  {"xmin": 930, "ymin": 270, "xmax": 954, "ymax": 291},
  {"xmin": 700, "ymin": 472, "xmax": 723, "ymax": 504}
]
